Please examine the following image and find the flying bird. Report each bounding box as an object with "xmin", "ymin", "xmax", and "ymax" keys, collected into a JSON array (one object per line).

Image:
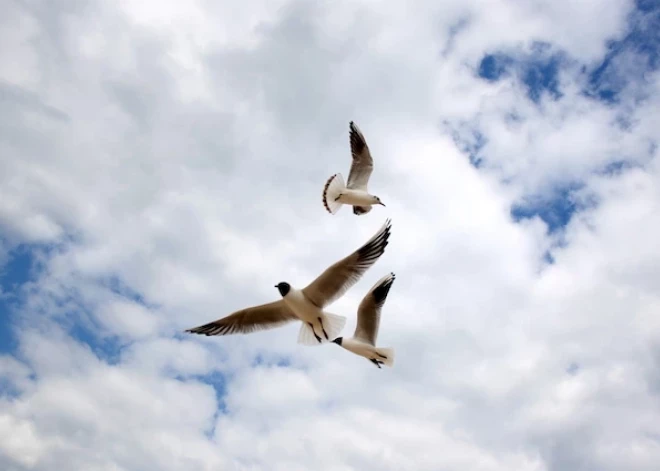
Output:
[
  {"xmin": 185, "ymin": 219, "xmax": 393, "ymax": 346},
  {"xmin": 322, "ymin": 121, "xmax": 385, "ymax": 216},
  {"xmin": 332, "ymin": 272, "xmax": 396, "ymax": 368}
]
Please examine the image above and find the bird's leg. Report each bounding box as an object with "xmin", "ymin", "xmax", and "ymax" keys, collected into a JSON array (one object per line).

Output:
[
  {"xmin": 370, "ymin": 359, "xmax": 382, "ymax": 369},
  {"xmin": 308, "ymin": 322, "xmax": 322, "ymax": 343},
  {"xmin": 375, "ymin": 352, "xmax": 388, "ymax": 359},
  {"xmin": 334, "ymin": 194, "xmax": 343, "ymax": 201},
  {"xmin": 318, "ymin": 317, "xmax": 329, "ymax": 340}
]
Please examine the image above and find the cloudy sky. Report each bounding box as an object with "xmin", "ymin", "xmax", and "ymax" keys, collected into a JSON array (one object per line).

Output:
[{"xmin": 1, "ymin": 0, "xmax": 659, "ymax": 469}]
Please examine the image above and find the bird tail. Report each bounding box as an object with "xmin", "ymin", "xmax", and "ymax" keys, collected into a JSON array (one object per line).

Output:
[
  {"xmin": 375, "ymin": 347, "xmax": 395, "ymax": 367},
  {"xmin": 322, "ymin": 173, "xmax": 346, "ymax": 214},
  {"xmin": 323, "ymin": 313, "xmax": 346, "ymax": 340},
  {"xmin": 297, "ymin": 323, "xmax": 319, "ymax": 346},
  {"xmin": 297, "ymin": 313, "xmax": 346, "ymax": 346}
]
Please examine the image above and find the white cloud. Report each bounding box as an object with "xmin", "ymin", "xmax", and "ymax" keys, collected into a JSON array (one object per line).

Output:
[
  {"xmin": 0, "ymin": 414, "xmax": 45, "ymax": 468},
  {"xmin": 1, "ymin": 0, "xmax": 659, "ymax": 470},
  {"xmin": 96, "ymin": 300, "xmax": 161, "ymax": 340}
]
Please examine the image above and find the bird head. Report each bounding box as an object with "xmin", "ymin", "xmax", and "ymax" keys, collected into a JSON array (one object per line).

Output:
[
  {"xmin": 274, "ymin": 282, "xmax": 291, "ymax": 297},
  {"xmin": 372, "ymin": 195, "xmax": 385, "ymax": 207}
]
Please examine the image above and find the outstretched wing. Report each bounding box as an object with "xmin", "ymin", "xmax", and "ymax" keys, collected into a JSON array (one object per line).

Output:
[
  {"xmin": 302, "ymin": 219, "xmax": 392, "ymax": 308},
  {"xmin": 346, "ymin": 121, "xmax": 374, "ymax": 190},
  {"xmin": 185, "ymin": 300, "xmax": 298, "ymax": 337},
  {"xmin": 354, "ymin": 272, "xmax": 395, "ymax": 345}
]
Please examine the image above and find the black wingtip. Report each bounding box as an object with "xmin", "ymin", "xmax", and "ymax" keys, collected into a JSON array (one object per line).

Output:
[
  {"xmin": 185, "ymin": 324, "xmax": 221, "ymax": 336},
  {"xmin": 372, "ymin": 273, "xmax": 396, "ymax": 304},
  {"xmin": 349, "ymin": 122, "xmax": 366, "ymax": 152}
]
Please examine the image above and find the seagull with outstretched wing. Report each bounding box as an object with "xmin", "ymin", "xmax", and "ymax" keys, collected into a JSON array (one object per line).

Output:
[
  {"xmin": 322, "ymin": 121, "xmax": 386, "ymax": 216},
  {"xmin": 332, "ymin": 272, "xmax": 396, "ymax": 368},
  {"xmin": 186, "ymin": 219, "xmax": 393, "ymax": 346}
]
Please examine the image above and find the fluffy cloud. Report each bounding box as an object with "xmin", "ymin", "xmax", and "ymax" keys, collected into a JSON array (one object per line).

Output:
[{"xmin": 1, "ymin": 0, "xmax": 659, "ymax": 470}]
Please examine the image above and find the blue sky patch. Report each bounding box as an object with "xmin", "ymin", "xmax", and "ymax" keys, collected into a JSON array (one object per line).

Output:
[
  {"xmin": 511, "ymin": 183, "xmax": 584, "ymax": 233},
  {"xmin": 0, "ymin": 244, "xmax": 39, "ymax": 355},
  {"xmin": 478, "ymin": 54, "xmax": 513, "ymax": 82},
  {"xmin": 69, "ymin": 320, "xmax": 125, "ymax": 365},
  {"xmin": 566, "ymin": 362, "xmax": 580, "ymax": 375},
  {"xmin": 443, "ymin": 120, "xmax": 486, "ymax": 168},
  {"xmin": 586, "ymin": 0, "xmax": 660, "ymax": 103},
  {"xmin": 251, "ymin": 352, "xmax": 293, "ymax": 369},
  {"xmin": 543, "ymin": 251, "xmax": 555, "ymax": 265},
  {"xmin": 100, "ymin": 275, "xmax": 153, "ymax": 308},
  {"xmin": 195, "ymin": 370, "xmax": 228, "ymax": 414},
  {"xmin": 477, "ymin": 42, "xmax": 564, "ymax": 103},
  {"xmin": 597, "ymin": 160, "xmax": 636, "ymax": 176},
  {"xmin": 477, "ymin": 1, "xmax": 660, "ymax": 105}
]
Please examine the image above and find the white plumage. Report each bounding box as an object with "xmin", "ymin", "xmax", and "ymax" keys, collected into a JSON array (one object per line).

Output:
[
  {"xmin": 322, "ymin": 121, "xmax": 386, "ymax": 216},
  {"xmin": 332, "ymin": 272, "xmax": 396, "ymax": 368},
  {"xmin": 186, "ymin": 219, "xmax": 393, "ymax": 346}
]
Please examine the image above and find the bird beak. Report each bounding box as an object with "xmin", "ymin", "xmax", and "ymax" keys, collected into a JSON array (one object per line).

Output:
[
  {"xmin": 379, "ymin": 202, "xmax": 386, "ymax": 207},
  {"xmin": 274, "ymin": 284, "xmax": 278, "ymax": 288}
]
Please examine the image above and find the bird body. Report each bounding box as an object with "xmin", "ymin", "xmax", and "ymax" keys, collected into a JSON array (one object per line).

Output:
[
  {"xmin": 279, "ymin": 286, "xmax": 345, "ymax": 345},
  {"xmin": 335, "ymin": 188, "xmax": 379, "ymax": 207},
  {"xmin": 334, "ymin": 337, "xmax": 395, "ymax": 368},
  {"xmin": 281, "ymin": 286, "xmax": 322, "ymax": 321},
  {"xmin": 323, "ymin": 121, "xmax": 385, "ymax": 216}
]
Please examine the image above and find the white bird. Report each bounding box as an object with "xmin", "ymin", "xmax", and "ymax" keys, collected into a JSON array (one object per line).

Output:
[
  {"xmin": 322, "ymin": 121, "xmax": 385, "ymax": 216},
  {"xmin": 186, "ymin": 219, "xmax": 393, "ymax": 346},
  {"xmin": 332, "ymin": 272, "xmax": 396, "ymax": 368}
]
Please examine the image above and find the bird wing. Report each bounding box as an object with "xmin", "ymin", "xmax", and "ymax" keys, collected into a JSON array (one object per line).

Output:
[
  {"xmin": 346, "ymin": 121, "xmax": 374, "ymax": 190},
  {"xmin": 302, "ymin": 219, "xmax": 392, "ymax": 308},
  {"xmin": 185, "ymin": 300, "xmax": 298, "ymax": 337},
  {"xmin": 354, "ymin": 272, "xmax": 396, "ymax": 345}
]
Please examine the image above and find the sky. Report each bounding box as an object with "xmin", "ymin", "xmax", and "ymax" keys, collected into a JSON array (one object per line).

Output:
[{"xmin": 1, "ymin": 0, "xmax": 659, "ymax": 469}]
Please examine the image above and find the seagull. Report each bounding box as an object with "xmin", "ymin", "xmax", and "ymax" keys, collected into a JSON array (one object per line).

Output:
[
  {"xmin": 185, "ymin": 219, "xmax": 393, "ymax": 346},
  {"xmin": 332, "ymin": 272, "xmax": 396, "ymax": 368},
  {"xmin": 322, "ymin": 121, "xmax": 385, "ymax": 216}
]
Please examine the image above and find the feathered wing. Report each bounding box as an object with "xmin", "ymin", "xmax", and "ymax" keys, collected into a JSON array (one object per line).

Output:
[
  {"xmin": 354, "ymin": 272, "xmax": 396, "ymax": 345},
  {"xmin": 185, "ymin": 300, "xmax": 298, "ymax": 337},
  {"xmin": 346, "ymin": 121, "xmax": 374, "ymax": 190},
  {"xmin": 302, "ymin": 219, "xmax": 392, "ymax": 308}
]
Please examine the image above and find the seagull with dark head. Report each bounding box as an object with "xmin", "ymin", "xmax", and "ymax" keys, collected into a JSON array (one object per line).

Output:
[
  {"xmin": 322, "ymin": 121, "xmax": 386, "ymax": 216},
  {"xmin": 185, "ymin": 219, "xmax": 393, "ymax": 346},
  {"xmin": 332, "ymin": 272, "xmax": 396, "ymax": 368}
]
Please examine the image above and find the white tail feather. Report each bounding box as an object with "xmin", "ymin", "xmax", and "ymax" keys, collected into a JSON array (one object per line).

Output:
[
  {"xmin": 375, "ymin": 347, "xmax": 395, "ymax": 367},
  {"xmin": 296, "ymin": 313, "xmax": 347, "ymax": 346},
  {"xmin": 322, "ymin": 173, "xmax": 346, "ymax": 214},
  {"xmin": 323, "ymin": 313, "xmax": 346, "ymax": 340},
  {"xmin": 297, "ymin": 323, "xmax": 320, "ymax": 346}
]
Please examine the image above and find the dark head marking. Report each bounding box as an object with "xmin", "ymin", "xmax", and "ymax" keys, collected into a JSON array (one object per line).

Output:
[
  {"xmin": 275, "ymin": 282, "xmax": 291, "ymax": 297},
  {"xmin": 332, "ymin": 337, "xmax": 343, "ymax": 346}
]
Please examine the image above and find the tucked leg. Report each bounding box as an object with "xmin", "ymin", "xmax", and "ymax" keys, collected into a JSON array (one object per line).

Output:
[
  {"xmin": 308, "ymin": 322, "xmax": 322, "ymax": 343},
  {"xmin": 318, "ymin": 317, "xmax": 329, "ymax": 340}
]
